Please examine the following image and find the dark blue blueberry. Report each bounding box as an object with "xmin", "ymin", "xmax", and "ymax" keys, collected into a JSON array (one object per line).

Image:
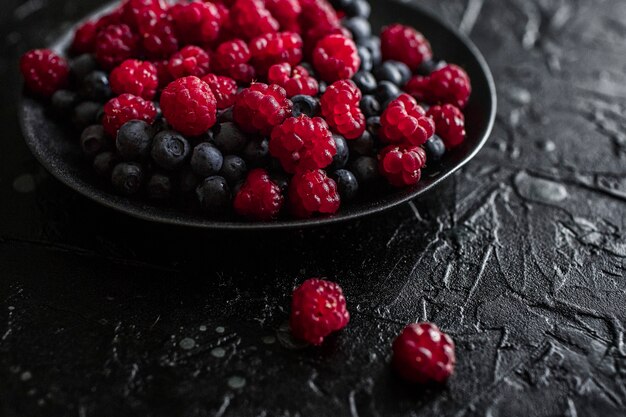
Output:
[
  {"xmin": 69, "ymin": 54, "xmax": 98, "ymax": 82},
  {"xmin": 375, "ymin": 81, "xmax": 401, "ymax": 104},
  {"xmin": 424, "ymin": 135, "xmax": 446, "ymax": 163},
  {"xmin": 242, "ymin": 138, "xmax": 270, "ymax": 167},
  {"xmin": 373, "ymin": 61, "xmax": 405, "ymax": 86},
  {"xmin": 360, "ymin": 36, "xmax": 381, "ymax": 66},
  {"xmin": 196, "ymin": 176, "xmax": 231, "ymax": 214},
  {"xmin": 217, "ymin": 107, "xmax": 234, "ymax": 123},
  {"xmin": 51, "ymin": 89, "xmax": 78, "ymax": 117},
  {"xmin": 111, "ymin": 162, "xmax": 144, "ymax": 195},
  {"xmin": 179, "ymin": 167, "xmax": 200, "ymax": 194},
  {"xmin": 219, "ymin": 155, "xmax": 248, "ymax": 186},
  {"xmin": 342, "ymin": 17, "xmax": 371, "ymax": 42},
  {"xmin": 332, "ymin": 169, "xmax": 359, "ymax": 201},
  {"xmin": 72, "ymin": 101, "xmax": 102, "ymax": 129},
  {"xmin": 343, "ymin": 0, "xmax": 371, "ymax": 18},
  {"xmin": 80, "ymin": 71, "xmax": 112, "ymax": 102},
  {"xmin": 147, "ymin": 173, "xmax": 173, "ymax": 200},
  {"xmin": 350, "ymin": 156, "xmax": 380, "ymax": 184},
  {"xmin": 359, "ymin": 95, "xmax": 381, "ymax": 118},
  {"xmin": 191, "ymin": 142, "xmax": 224, "ymax": 177},
  {"xmin": 116, "ymin": 120, "xmax": 153, "ymax": 161},
  {"xmin": 357, "ymin": 46, "xmax": 373, "ymax": 72},
  {"xmin": 80, "ymin": 125, "xmax": 108, "ymax": 159},
  {"xmin": 366, "ymin": 116, "xmax": 382, "ymax": 137},
  {"xmin": 213, "ymin": 122, "xmax": 248, "ymax": 154},
  {"xmin": 329, "ymin": 134, "xmax": 349, "ymax": 170},
  {"xmin": 93, "ymin": 151, "xmax": 118, "ymax": 177},
  {"xmin": 349, "ymin": 130, "xmax": 375, "ymax": 156},
  {"xmin": 353, "ymin": 71, "xmax": 377, "ymax": 94},
  {"xmin": 417, "ymin": 59, "xmax": 446, "ymax": 76},
  {"xmin": 392, "ymin": 60, "xmax": 412, "ymax": 85},
  {"xmin": 151, "ymin": 130, "xmax": 190, "ymax": 170},
  {"xmin": 291, "ymin": 95, "xmax": 320, "ymax": 117}
]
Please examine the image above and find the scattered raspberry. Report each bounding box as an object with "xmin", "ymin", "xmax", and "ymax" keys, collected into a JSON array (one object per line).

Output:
[
  {"xmin": 20, "ymin": 49, "xmax": 69, "ymax": 97},
  {"xmin": 212, "ymin": 39, "xmax": 256, "ymax": 83},
  {"xmin": 201, "ymin": 74, "xmax": 237, "ymax": 109},
  {"xmin": 122, "ymin": 0, "xmax": 164, "ymax": 31},
  {"xmin": 378, "ymin": 145, "xmax": 426, "ymax": 187},
  {"xmin": 109, "ymin": 59, "xmax": 158, "ymax": 100},
  {"xmin": 404, "ymin": 74, "xmax": 430, "ymax": 103},
  {"xmin": 138, "ymin": 10, "xmax": 179, "ymax": 59},
  {"xmin": 270, "ymin": 116, "xmax": 336, "ymax": 173},
  {"xmin": 428, "ymin": 64, "xmax": 472, "ymax": 109},
  {"xmin": 95, "ymin": 24, "xmax": 139, "ymax": 70},
  {"xmin": 249, "ymin": 32, "xmax": 303, "ymax": 75},
  {"xmin": 426, "ymin": 104, "xmax": 466, "ymax": 149},
  {"xmin": 229, "ymin": 0, "xmax": 279, "ymax": 41},
  {"xmin": 320, "ymin": 80, "xmax": 366, "ymax": 139},
  {"xmin": 381, "ymin": 24, "xmax": 432, "ymax": 71},
  {"xmin": 289, "ymin": 169, "xmax": 340, "ymax": 218},
  {"xmin": 267, "ymin": 63, "xmax": 318, "ymax": 98},
  {"xmin": 312, "ymin": 34, "xmax": 360, "ymax": 83},
  {"xmin": 290, "ymin": 278, "xmax": 349, "ymax": 345},
  {"xmin": 380, "ymin": 94, "xmax": 434, "ymax": 146},
  {"xmin": 233, "ymin": 169, "xmax": 284, "ymax": 221},
  {"xmin": 102, "ymin": 93, "xmax": 157, "ymax": 137},
  {"xmin": 71, "ymin": 20, "xmax": 98, "ymax": 54},
  {"xmin": 168, "ymin": 46, "xmax": 211, "ymax": 79},
  {"xmin": 169, "ymin": 1, "xmax": 222, "ymax": 46},
  {"xmin": 265, "ymin": 0, "xmax": 301, "ymax": 32},
  {"xmin": 233, "ymin": 83, "xmax": 292, "ymax": 135},
  {"xmin": 160, "ymin": 76, "xmax": 217, "ymax": 136},
  {"xmin": 392, "ymin": 322, "xmax": 456, "ymax": 384}
]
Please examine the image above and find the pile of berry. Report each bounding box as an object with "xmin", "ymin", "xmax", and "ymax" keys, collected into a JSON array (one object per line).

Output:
[{"xmin": 20, "ymin": 0, "xmax": 471, "ymax": 221}]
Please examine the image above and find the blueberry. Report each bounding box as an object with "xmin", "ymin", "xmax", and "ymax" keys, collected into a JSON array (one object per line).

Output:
[
  {"xmin": 180, "ymin": 167, "xmax": 200, "ymax": 194},
  {"xmin": 69, "ymin": 54, "xmax": 98, "ymax": 82},
  {"xmin": 329, "ymin": 134, "xmax": 349, "ymax": 170},
  {"xmin": 191, "ymin": 142, "xmax": 223, "ymax": 177},
  {"xmin": 51, "ymin": 90, "xmax": 78, "ymax": 116},
  {"xmin": 116, "ymin": 120, "xmax": 153, "ymax": 161},
  {"xmin": 349, "ymin": 130, "xmax": 375, "ymax": 156},
  {"xmin": 219, "ymin": 155, "xmax": 248, "ymax": 186},
  {"xmin": 342, "ymin": 17, "xmax": 371, "ymax": 42},
  {"xmin": 375, "ymin": 81, "xmax": 401, "ymax": 104},
  {"xmin": 359, "ymin": 95, "xmax": 381, "ymax": 118},
  {"xmin": 357, "ymin": 46, "xmax": 373, "ymax": 72},
  {"xmin": 151, "ymin": 130, "xmax": 190, "ymax": 170},
  {"xmin": 73, "ymin": 101, "xmax": 102, "ymax": 129},
  {"xmin": 344, "ymin": 0, "xmax": 371, "ymax": 18},
  {"xmin": 350, "ymin": 156, "xmax": 380, "ymax": 184},
  {"xmin": 417, "ymin": 59, "xmax": 446, "ymax": 76},
  {"xmin": 213, "ymin": 122, "xmax": 248, "ymax": 154},
  {"xmin": 93, "ymin": 151, "xmax": 118, "ymax": 177},
  {"xmin": 360, "ymin": 36, "xmax": 381, "ymax": 66},
  {"xmin": 80, "ymin": 125, "xmax": 108, "ymax": 159},
  {"xmin": 196, "ymin": 176, "xmax": 231, "ymax": 214},
  {"xmin": 332, "ymin": 169, "xmax": 359, "ymax": 201},
  {"xmin": 242, "ymin": 138, "xmax": 269, "ymax": 167},
  {"xmin": 373, "ymin": 61, "xmax": 404, "ymax": 86},
  {"xmin": 352, "ymin": 71, "xmax": 377, "ymax": 94},
  {"xmin": 152, "ymin": 114, "xmax": 170, "ymax": 133},
  {"xmin": 217, "ymin": 107, "xmax": 234, "ymax": 123},
  {"xmin": 366, "ymin": 116, "xmax": 382, "ymax": 137},
  {"xmin": 147, "ymin": 173, "xmax": 173, "ymax": 199},
  {"xmin": 111, "ymin": 162, "xmax": 144, "ymax": 195},
  {"xmin": 80, "ymin": 71, "xmax": 112, "ymax": 102},
  {"xmin": 424, "ymin": 135, "xmax": 446, "ymax": 163},
  {"xmin": 291, "ymin": 95, "xmax": 320, "ymax": 117},
  {"xmin": 392, "ymin": 61, "xmax": 412, "ymax": 85}
]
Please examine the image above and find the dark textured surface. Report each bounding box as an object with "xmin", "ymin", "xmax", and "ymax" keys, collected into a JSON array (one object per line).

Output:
[{"xmin": 1, "ymin": 0, "xmax": 626, "ymax": 416}]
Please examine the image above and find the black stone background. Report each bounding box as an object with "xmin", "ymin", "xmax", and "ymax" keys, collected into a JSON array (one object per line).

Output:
[{"xmin": 1, "ymin": 0, "xmax": 626, "ymax": 416}]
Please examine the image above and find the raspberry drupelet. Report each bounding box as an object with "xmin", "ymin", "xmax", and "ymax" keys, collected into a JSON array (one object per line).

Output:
[
  {"xmin": 168, "ymin": 46, "xmax": 211, "ymax": 79},
  {"xmin": 229, "ymin": 0, "xmax": 279, "ymax": 41},
  {"xmin": 427, "ymin": 104, "xmax": 466, "ymax": 149},
  {"xmin": 212, "ymin": 39, "xmax": 256, "ymax": 83},
  {"xmin": 312, "ymin": 34, "xmax": 360, "ymax": 83},
  {"xmin": 168, "ymin": 1, "xmax": 222, "ymax": 46},
  {"xmin": 289, "ymin": 169, "xmax": 340, "ymax": 218},
  {"xmin": 290, "ymin": 278, "xmax": 350, "ymax": 345},
  {"xmin": 320, "ymin": 80, "xmax": 366, "ymax": 139},
  {"xmin": 160, "ymin": 76, "xmax": 217, "ymax": 136},
  {"xmin": 267, "ymin": 63, "xmax": 318, "ymax": 97},
  {"xmin": 71, "ymin": 20, "xmax": 98, "ymax": 54},
  {"xmin": 95, "ymin": 24, "xmax": 139, "ymax": 70},
  {"xmin": 270, "ymin": 115, "xmax": 336, "ymax": 173},
  {"xmin": 20, "ymin": 49, "xmax": 69, "ymax": 97},
  {"xmin": 428, "ymin": 64, "xmax": 472, "ymax": 109},
  {"xmin": 392, "ymin": 322, "xmax": 456, "ymax": 384},
  {"xmin": 378, "ymin": 145, "xmax": 427, "ymax": 187},
  {"xmin": 102, "ymin": 93, "xmax": 157, "ymax": 137},
  {"xmin": 201, "ymin": 74, "xmax": 238, "ymax": 109},
  {"xmin": 233, "ymin": 83, "xmax": 292, "ymax": 136},
  {"xmin": 381, "ymin": 24, "xmax": 432, "ymax": 71},
  {"xmin": 249, "ymin": 32, "xmax": 303, "ymax": 75},
  {"xmin": 233, "ymin": 169, "xmax": 284, "ymax": 221},
  {"xmin": 380, "ymin": 94, "xmax": 435, "ymax": 146},
  {"xmin": 109, "ymin": 59, "xmax": 158, "ymax": 100}
]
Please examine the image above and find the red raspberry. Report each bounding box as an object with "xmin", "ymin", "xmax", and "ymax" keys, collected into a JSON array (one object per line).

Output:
[
  {"xmin": 378, "ymin": 145, "xmax": 426, "ymax": 187},
  {"xmin": 290, "ymin": 278, "xmax": 349, "ymax": 345},
  {"xmin": 320, "ymin": 80, "xmax": 366, "ymax": 140},
  {"xmin": 152, "ymin": 60, "xmax": 173, "ymax": 89},
  {"xmin": 201, "ymin": 74, "xmax": 237, "ymax": 109},
  {"xmin": 95, "ymin": 24, "xmax": 139, "ymax": 70},
  {"xmin": 233, "ymin": 83, "xmax": 292, "ymax": 135},
  {"xmin": 392, "ymin": 322, "xmax": 456, "ymax": 384},
  {"xmin": 212, "ymin": 39, "xmax": 256, "ymax": 84},
  {"xmin": 265, "ymin": 0, "xmax": 301, "ymax": 32},
  {"xmin": 95, "ymin": 7, "xmax": 125, "ymax": 30},
  {"xmin": 381, "ymin": 24, "xmax": 432, "ymax": 71},
  {"xmin": 426, "ymin": 104, "xmax": 466, "ymax": 149},
  {"xmin": 267, "ymin": 63, "xmax": 318, "ymax": 97},
  {"xmin": 160, "ymin": 76, "xmax": 217, "ymax": 136},
  {"xmin": 71, "ymin": 20, "xmax": 98, "ymax": 54},
  {"xmin": 122, "ymin": 0, "xmax": 165, "ymax": 31},
  {"xmin": 137, "ymin": 10, "xmax": 179, "ymax": 59},
  {"xmin": 168, "ymin": 46, "xmax": 211, "ymax": 79},
  {"xmin": 233, "ymin": 169, "xmax": 284, "ymax": 221},
  {"xmin": 289, "ymin": 169, "xmax": 340, "ymax": 218},
  {"xmin": 249, "ymin": 32, "xmax": 303, "ymax": 75},
  {"xmin": 299, "ymin": 0, "xmax": 339, "ymax": 32},
  {"xmin": 19, "ymin": 49, "xmax": 69, "ymax": 97},
  {"xmin": 169, "ymin": 1, "xmax": 222, "ymax": 46},
  {"xmin": 109, "ymin": 59, "xmax": 158, "ymax": 100},
  {"xmin": 102, "ymin": 93, "xmax": 157, "ymax": 137},
  {"xmin": 230, "ymin": 0, "xmax": 279, "ymax": 41},
  {"xmin": 428, "ymin": 64, "xmax": 472, "ymax": 109},
  {"xmin": 312, "ymin": 34, "xmax": 360, "ymax": 83},
  {"xmin": 404, "ymin": 74, "xmax": 430, "ymax": 103},
  {"xmin": 270, "ymin": 116, "xmax": 336, "ymax": 173},
  {"xmin": 380, "ymin": 94, "xmax": 434, "ymax": 146}
]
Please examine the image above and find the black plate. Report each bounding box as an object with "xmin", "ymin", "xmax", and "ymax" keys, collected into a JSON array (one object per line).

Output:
[{"xmin": 19, "ymin": 0, "xmax": 496, "ymax": 230}]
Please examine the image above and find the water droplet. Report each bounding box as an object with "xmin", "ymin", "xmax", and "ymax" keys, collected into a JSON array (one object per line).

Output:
[
  {"xmin": 536, "ymin": 140, "xmax": 556, "ymax": 152},
  {"xmin": 13, "ymin": 174, "xmax": 36, "ymax": 193},
  {"xmin": 262, "ymin": 336, "xmax": 276, "ymax": 345},
  {"xmin": 211, "ymin": 347, "xmax": 226, "ymax": 358},
  {"xmin": 8, "ymin": 306, "xmax": 15, "ymax": 311},
  {"xmin": 199, "ymin": 325, "xmax": 207, "ymax": 332},
  {"xmin": 179, "ymin": 337, "xmax": 196, "ymax": 350},
  {"xmin": 227, "ymin": 375, "xmax": 246, "ymax": 389},
  {"xmin": 514, "ymin": 171, "xmax": 568, "ymax": 204},
  {"xmin": 21, "ymin": 371, "xmax": 32, "ymax": 381},
  {"xmin": 215, "ymin": 326, "xmax": 225, "ymax": 334}
]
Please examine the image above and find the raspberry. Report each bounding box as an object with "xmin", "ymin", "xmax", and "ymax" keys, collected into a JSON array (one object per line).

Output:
[
  {"xmin": 233, "ymin": 169, "xmax": 284, "ymax": 221},
  {"xmin": 138, "ymin": 10, "xmax": 179, "ymax": 59},
  {"xmin": 122, "ymin": 0, "xmax": 165, "ymax": 30},
  {"xmin": 265, "ymin": 0, "xmax": 301, "ymax": 32},
  {"xmin": 380, "ymin": 94, "xmax": 434, "ymax": 146},
  {"xmin": 289, "ymin": 169, "xmax": 340, "ymax": 218},
  {"xmin": 95, "ymin": 24, "xmax": 139, "ymax": 70},
  {"xmin": 290, "ymin": 278, "xmax": 349, "ymax": 345},
  {"xmin": 233, "ymin": 83, "xmax": 292, "ymax": 135},
  {"xmin": 404, "ymin": 74, "xmax": 430, "ymax": 103},
  {"xmin": 392, "ymin": 322, "xmax": 455, "ymax": 383},
  {"xmin": 230, "ymin": 0, "xmax": 279, "ymax": 41},
  {"xmin": 381, "ymin": 24, "xmax": 432, "ymax": 71},
  {"xmin": 201, "ymin": 74, "xmax": 237, "ymax": 109},
  {"xmin": 109, "ymin": 59, "xmax": 158, "ymax": 100},
  {"xmin": 95, "ymin": 7, "xmax": 125, "ymax": 31},
  {"xmin": 212, "ymin": 39, "xmax": 256, "ymax": 83},
  {"xmin": 320, "ymin": 80, "xmax": 366, "ymax": 139},
  {"xmin": 152, "ymin": 59, "xmax": 173, "ymax": 89},
  {"xmin": 426, "ymin": 104, "xmax": 466, "ymax": 149},
  {"xmin": 160, "ymin": 76, "xmax": 217, "ymax": 136},
  {"xmin": 249, "ymin": 32, "xmax": 303, "ymax": 75},
  {"xmin": 378, "ymin": 145, "xmax": 426, "ymax": 187},
  {"xmin": 428, "ymin": 64, "xmax": 472, "ymax": 109},
  {"xmin": 312, "ymin": 34, "xmax": 360, "ymax": 82},
  {"xmin": 102, "ymin": 93, "xmax": 157, "ymax": 137},
  {"xmin": 267, "ymin": 63, "xmax": 318, "ymax": 98},
  {"xmin": 19, "ymin": 49, "xmax": 69, "ymax": 97},
  {"xmin": 270, "ymin": 116, "xmax": 336, "ymax": 173},
  {"xmin": 169, "ymin": 1, "xmax": 222, "ymax": 46},
  {"xmin": 299, "ymin": 0, "xmax": 339, "ymax": 31},
  {"xmin": 71, "ymin": 20, "xmax": 98, "ymax": 54},
  {"xmin": 168, "ymin": 46, "xmax": 211, "ymax": 79}
]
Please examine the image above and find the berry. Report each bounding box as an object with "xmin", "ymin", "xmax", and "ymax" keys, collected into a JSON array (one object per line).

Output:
[
  {"xmin": 72, "ymin": 20, "xmax": 98, "ymax": 54},
  {"xmin": 234, "ymin": 169, "xmax": 284, "ymax": 220},
  {"xmin": 212, "ymin": 39, "xmax": 256, "ymax": 83},
  {"xmin": 233, "ymin": 83, "xmax": 292, "ymax": 136},
  {"xmin": 290, "ymin": 278, "xmax": 349, "ymax": 345},
  {"xmin": 373, "ymin": 61, "xmax": 409, "ymax": 86},
  {"xmin": 69, "ymin": 54, "xmax": 98, "ymax": 82},
  {"xmin": 139, "ymin": 11, "xmax": 179, "ymax": 59},
  {"xmin": 95, "ymin": 24, "xmax": 138, "ymax": 70},
  {"xmin": 160, "ymin": 76, "xmax": 217, "ymax": 136},
  {"xmin": 289, "ymin": 169, "xmax": 340, "ymax": 218},
  {"xmin": 80, "ymin": 71, "xmax": 112, "ymax": 102},
  {"xmin": 229, "ymin": 0, "xmax": 279, "ymax": 41},
  {"xmin": 242, "ymin": 138, "xmax": 270, "ymax": 167},
  {"xmin": 342, "ymin": 17, "xmax": 371, "ymax": 42},
  {"xmin": 375, "ymin": 80, "xmax": 400, "ymax": 104},
  {"xmin": 169, "ymin": 1, "xmax": 222, "ymax": 46},
  {"xmin": 111, "ymin": 162, "xmax": 144, "ymax": 195},
  {"xmin": 352, "ymin": 71, "xmax": 377, "ymax": 94},
  {"xmin": 270, "ymin": 115, "xmax": 337, "ymax": 173},
  {"xmin": 121, "ymin": 0, "xmax": 165, "ymax": 30},
  {"xmin": 349, "ymin": 130, "xmax": 375, "ymax": 156},
  {"xmin": 213, "ymin": 122, "xmax": 248, "ymax": 154},
  {"xmin": 392, "ymin": 322, "xmax": 455, "ymax": 383},
  {"xmin": 342, "ymin": 0, "xmax": 370, "ymax": 18},
  {"xmin": 320, "ymin": 80, "xmax": 366, "ymax": 139},
  {"xmin": 196, "ymin": 176, "xmax": 231, "ymax": 213},
  {"xmin": 426, "ymin": 104, "xmax": 466, "ymax": 149},
  {"xmin": 201, "ymin": 74, "xmax": 237, "ymax": 109},
  {"xmin": 378, "ymin": 145, "xmax": 426, "ymax": 187},
  {"xmin": 360, "ymin": 36, "xmax": 381, "ymax": 66},
  {"xmin": 332, "ymin": 169, "xmax": 358, "ymax": 201},
  {"xmin": 291, "ymin": 95, "xmax": 320, "ymax": 117},
  {"xmin": 312, "ymin": 34, "xmax": 360, "ymax": 83},
  {"xmin": 20, "ymin": 49, "xmax": 69, "ymax": 97},
  {"xmin": 168, "ymin": 46, "xmax": 211, "ymax": 79},
  {"xmin": 80, "ymin": 125, "xmax": 108, "ymax": 159},
  {"xmin": 300, "ymin": 0, "xmax": 340, "ymax": 32},
  {"xmin": 329, "ymin": 133, "xmax": 349, "ymax": 170},
  {"xmin": 93, "ymin": 151, "xmax": 119, "ymax": 177},
  {"xmin": 404, "ymin": 74, "xmax": 430, "ymax": 103},
  {"xmin": 102, "ymin": 94, "xmax": 157, "ymax": 137},
  {"xmin": 428, "ymin": 64, "xmax": 472, "ymax": 109},
  {"xmin": 151, "ymin": 130, "xmax": 191, "ymax": 170},
  {"xmin": 357, "ymin": 45, "xmax": 373, "ymax": 72},
  {"xmin": 380, "ymin": 94, "xmax": 434, "ymax": 146},
  {"xmin": 51, "ymin": 90, "xmax": 78, "ymax": 117},
  {"xmin": 265, "ymin": 0, "xmax": 301, "ymax": 32},
  {"xmin": 73, "ymin": 101, "xmax": 102, "ymax": 129},
  {"xmin": 366, "ymin": 116, "xmax": 381, "ymax": 137},
  {"xmin": 191, "ymin": 143, "xmax": 224, "ymax": 177},
  {"xmin": 381, "ymin": 24, "xmax": 432, "ymax": 71},
  {"xmin": 110, "ymin": 59, "xmax": 158, "ymax": 100},
  {"xmin": 359, "ymin": 95, "xmax": 381, "ymax": 118},
  {"xmin": 350, "ymin": 155, "xmax": 379, "ymax": 184},
  {"xmin": 219, "ymin": 155, "xmax": 248, "ymax": 186},
  {"xmin": 116, "ymin": 120, "xmax": 153, "ymax": 160},
  {"xmin": 249, "ymin": 32, "xmax": 303, "ymax": 75},
  {"xmin": 424, "ymin": 135, "xmax": 446, "ymax": 162},
  {"xmin": 267, "ymin": 63, "xmax": 318, "ymax": 98},
  {"xmin": 417, "ymin": 59, "xmax": 446, "ymax": 76},
  {"xmin": 147, "ymin": 172, "xmax": 173, "ymax": 200}
]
